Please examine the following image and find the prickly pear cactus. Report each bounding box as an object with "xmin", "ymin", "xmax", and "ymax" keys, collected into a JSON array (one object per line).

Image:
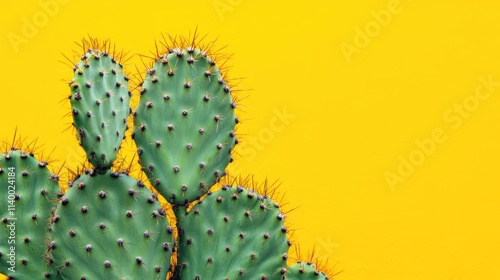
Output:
[
  {"xmin": 69, "ymin": 40, "xmax": 131, "ymax": 170},
  {"xmin": 133, "ymin": 47, "xmax": 237, "ymax": 206},
  {"xmin": 286, "ymin": 262, "xmax": 330, "ymax": 280},
  {"xmin": 175, "ymin": 186, "xmax": 290, "ymax": 279},
  {"xmin": 0, "ymin": 149, "xmax": 61, "ymax": 279},
  {"xmin": 0, "ymin": 36, "xmax": 335, "ymax": 280},
  {"xmin": 48, "ymin": 39, "xmax": 175, "ymax": 279},
  {"xmin": 50, "ymin": 170, "xmax": 174, "ymax": 279}
]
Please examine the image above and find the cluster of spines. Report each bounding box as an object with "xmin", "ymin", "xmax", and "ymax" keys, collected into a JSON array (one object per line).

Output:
[{"xmin": 285, "ymin": 261, "xmax": 331, "ymax": 280}]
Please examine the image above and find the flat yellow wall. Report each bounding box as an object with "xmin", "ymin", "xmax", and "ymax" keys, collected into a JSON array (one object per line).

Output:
[{"xmin": 1, "ymin": 1, "xmax": 500, "ymax": 279}]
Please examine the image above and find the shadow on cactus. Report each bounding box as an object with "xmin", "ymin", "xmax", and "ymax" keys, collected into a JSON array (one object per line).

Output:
[{"xmin": 0, "ymin": 36, "xmax": 336, "ymax": 279}]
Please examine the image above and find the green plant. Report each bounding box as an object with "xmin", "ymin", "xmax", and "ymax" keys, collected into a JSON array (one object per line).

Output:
[
  {"xmin": 0, "ymin": 149, "xmax": 62, "ymax": 279},
  {"xmin": 0, "ymin": 37, "xmax": 334, "ymax": 279},
  {"xmin": 69, "ymin": 46, "xmax": 131, "ymax": 171}
]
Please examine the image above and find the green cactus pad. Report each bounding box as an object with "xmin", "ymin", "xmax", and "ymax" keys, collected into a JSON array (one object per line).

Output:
[
  {"xmin": 285, "ymin": 262, "xmax": 330, "ymax": 280},
  {"xmin": 133, "ymin": 48, "xmax": 237, "ymax": 205},
  {"xmin": 175, "ymin": 186, "xmax": 290, "ymax": 280},
  {"xmin": 69, "ymin": 48, "xmax": 131, "ymax": 170},
  {"xmin": 50, "ymin": 170, "xmax": 174, "ymax": 279},
  {"xmin": 0, "ymin": 150, "xmax": 61, "ymax": 279}
]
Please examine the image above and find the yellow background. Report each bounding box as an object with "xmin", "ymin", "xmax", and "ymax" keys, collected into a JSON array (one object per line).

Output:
[{"xmin": 1, "ymin": 0, "xmax": 500, "ymax": 279}]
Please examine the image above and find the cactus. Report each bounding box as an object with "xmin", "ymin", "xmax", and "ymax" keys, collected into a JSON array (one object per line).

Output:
[
  {"xmin": 286, "ymin": 262, "xmax": 330, "ymax": 280},
  {"xmin": 0, "ymin": 36, "xmax": 335, "ymax": 280},
  {"xmin": 0, "ymin": 149, "xmax": 61, "ymax": 279},
  {"xmin": 133, "ymin": 46, "xmax": 236, "ymax": 206},
  {"xmin": 48, "ymin": 40, "xmax": 174, "ymax": 279},
  {"xmin": 175, "ymin": 186, "xmax": 290, "ymax": 279},
  {"xmin": 69, "ymin": 38, "xmax": 131, "ymax": 171},
  {"xmin": 50, "ymin": 170, "xmax": 174, "ymax": 279}
]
